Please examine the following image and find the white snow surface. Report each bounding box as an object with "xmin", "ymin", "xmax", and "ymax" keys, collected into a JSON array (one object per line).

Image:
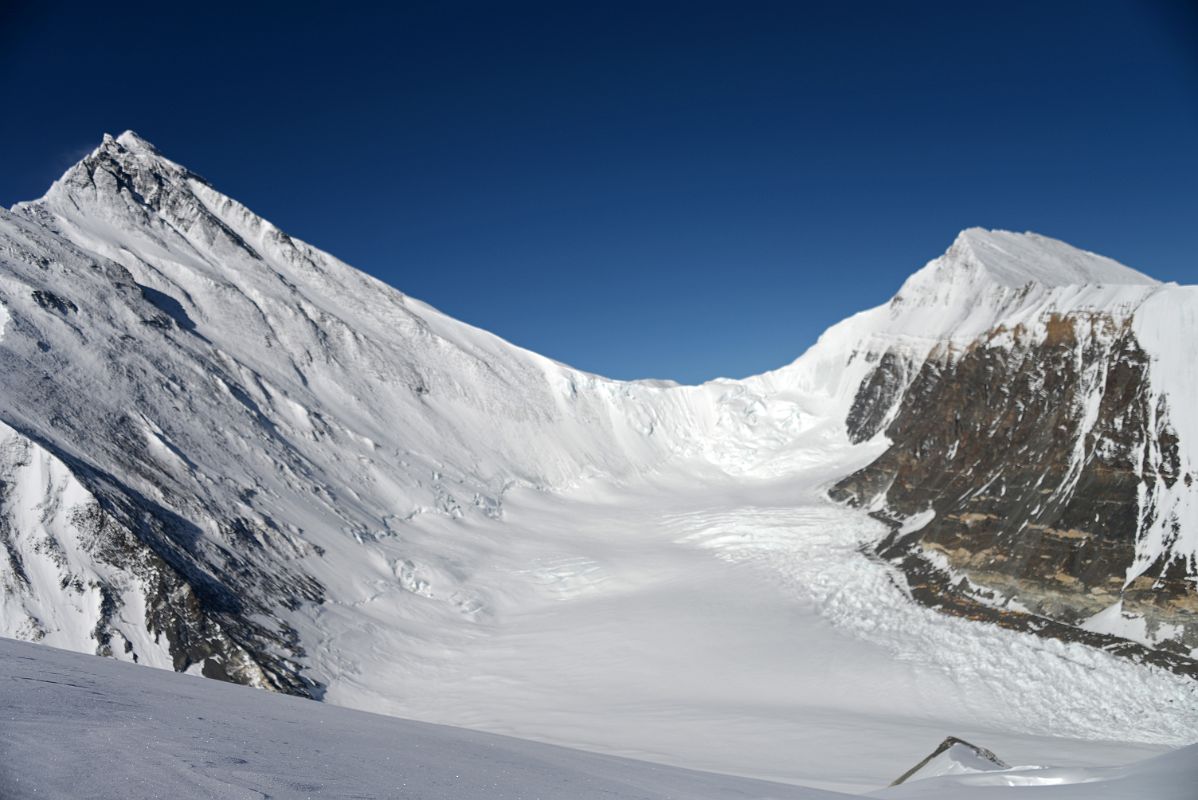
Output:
[
  {"xmin": 2, "ymin": 635, "xmax": 1194, "ymax": 800},
  {"xmin": 0, "ymin": 635, "xmax": 845, "ymax": 800},
  {"xmin": 1, "ymin": 132, "xmax": 1196, "ymax": 793},
  {"xmin": 1128, "ymin": 287, "xmax": 1198, "ymax": 581},
  {"xmin": 872, "ymin": 743, "xmax": 1197, "ymax": 800},
  {"xmin": 923, "ymin": 228, "xmax": 1156, "ymax": 289}
]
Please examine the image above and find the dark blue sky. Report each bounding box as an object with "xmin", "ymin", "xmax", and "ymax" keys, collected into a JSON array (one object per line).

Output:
[{"xmin": 2, "ymin": 1, "xmax": 1195, "ymax": 382}]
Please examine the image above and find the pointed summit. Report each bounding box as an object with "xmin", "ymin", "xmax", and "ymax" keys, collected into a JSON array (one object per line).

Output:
[
  {"xmin": 13, "ymin": 130, "xmax": 201, "ymax": 221},
  {"xmin": 113, "ymin": 129, "xmax": 159, "ymax": 154},
  {"xmin": 88, "ymin": 130, "xmax": 163, "ymax": 165},
  {"xmin": 941, "ymin": 227, "xmax": 1157, "ymax": 288},
  {"xmin": 868, "ymin": 227, "xmax": 1163, "ymax": 348}
]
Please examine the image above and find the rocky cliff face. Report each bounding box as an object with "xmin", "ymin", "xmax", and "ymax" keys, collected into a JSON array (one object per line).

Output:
[{"xmin": 831, "ymin": 310, "xmax": 1198, "ymax": 675}]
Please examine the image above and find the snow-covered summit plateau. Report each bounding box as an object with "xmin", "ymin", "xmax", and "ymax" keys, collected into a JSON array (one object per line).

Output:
[{"xmin": 1, "ymin": 132, "xmax": 1196, "ymax": 794}]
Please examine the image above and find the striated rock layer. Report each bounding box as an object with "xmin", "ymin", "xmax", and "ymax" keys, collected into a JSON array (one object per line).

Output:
[{"xmin": 831, "ymin": 289, "xmax": 1197, "ymax": 674}]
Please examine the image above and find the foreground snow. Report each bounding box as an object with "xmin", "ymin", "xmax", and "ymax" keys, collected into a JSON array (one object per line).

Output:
[
  {"xmin": 0, "ymin": 636, "xmax": 841, "ymax": 800},
  {"xmin": 2, "ymin": 635, "xmax": 1193, "ymax": 800},
  {"xmin": 874, "ymin": 744, "xmax": 1198, "ymax": 800}
]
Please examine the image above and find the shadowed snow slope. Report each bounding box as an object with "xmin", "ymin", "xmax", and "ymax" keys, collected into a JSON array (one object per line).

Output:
[{"xmin": 0, "ymin": 132, "xmax": 1196, "ymax": 793}]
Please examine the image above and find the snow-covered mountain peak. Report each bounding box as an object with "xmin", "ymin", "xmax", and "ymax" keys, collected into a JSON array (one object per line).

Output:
[
  {"xmin": 13, "ymin": 130, "xmax": 189, "ymax": 225},
  {"xmin": 933, "ymin": 227, "xmax": 1157, "ymax": 290},
  {"xmin": 860, "ymin": 227, "xmax": 1163, "ymax": 349},
  {"xmin": 114, "ymin": 129, "xmax": 157, "ymax": 151},
  {"xmin": 95, "ymin": 129, "xmax": 159, "ymax": 155}
]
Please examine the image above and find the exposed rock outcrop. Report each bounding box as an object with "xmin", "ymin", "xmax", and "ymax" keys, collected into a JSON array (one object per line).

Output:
[{"xmin": 832, "ymin": 312, "xmax": 1198, "ymax": 675}]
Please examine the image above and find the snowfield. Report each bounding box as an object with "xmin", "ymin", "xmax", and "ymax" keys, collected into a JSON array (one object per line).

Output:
[
  {"xmin": 0, "ymin": 132, "xmax": 1196, "ymax": 797},
  {"xmin": 304, "ymin": 460, "xmax": 1196, "ymax": 793},
  {"xmin": 0, "ymin": 636, "xmax": 843, "ymax": 800},
  {"xmin": 2, "ymin": 634, "xmax": 1195, "ymax": 799}
]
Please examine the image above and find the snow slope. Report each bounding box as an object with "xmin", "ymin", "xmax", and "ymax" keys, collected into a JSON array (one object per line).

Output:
[
  {"xmin": 1, "ymin": 132, "xmax": 1196, "ymax": 792},
  {"xmin": 0, "ymin": 635, "xmax": 843, "ymax": 800},
  {"xmin": 874, "ymin": 744, "xmax": 1198, "ymax": 800},
  {"xmin": 3, "ymin": 635, "xmax": 1194, "ymax": 800}
]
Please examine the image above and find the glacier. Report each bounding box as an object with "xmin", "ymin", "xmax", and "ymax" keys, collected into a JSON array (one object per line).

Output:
[{"xmin": 0, "ymin": 131, "xmax": 1196, "ymax": 796}]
